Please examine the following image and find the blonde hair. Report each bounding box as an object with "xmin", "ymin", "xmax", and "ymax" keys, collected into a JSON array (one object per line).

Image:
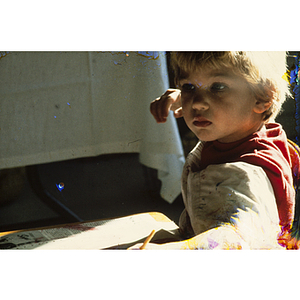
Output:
[{"xmin": 171, "ymin": 51, "xmax": 290, "ymax": 122}]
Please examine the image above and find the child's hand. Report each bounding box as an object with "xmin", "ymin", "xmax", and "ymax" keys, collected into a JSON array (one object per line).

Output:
[{"xmin": 150, "ymin": 89, "xmax": 182, "ymax": 123}]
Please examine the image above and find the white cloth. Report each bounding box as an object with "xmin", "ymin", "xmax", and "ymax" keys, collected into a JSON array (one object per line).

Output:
[
  {"xmin": 180, "ymin": 142, "xmax": 283, "ymax": 249},
  {"xmin": 0, "ymin": 51, "xmax": 185, "ymax": 202}
]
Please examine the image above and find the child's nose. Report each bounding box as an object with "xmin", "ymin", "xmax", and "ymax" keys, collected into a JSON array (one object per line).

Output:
[{"xmin": 192, "ymin": 92, "xmax": 209, "ymax": 111}]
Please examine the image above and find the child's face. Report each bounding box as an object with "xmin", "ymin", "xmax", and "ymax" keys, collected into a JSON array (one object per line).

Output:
[{"xmin": 178, "ymin": 65, "xmax": 264, "ymax": 143}]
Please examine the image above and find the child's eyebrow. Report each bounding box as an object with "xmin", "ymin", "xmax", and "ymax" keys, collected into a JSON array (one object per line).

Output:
[
  {"xmin": 177, "ymin": 69, "xmax": 237, "ymax": 83},
  {"xmin": 200, "ymin": 71, "xmax": 237, "ymax": 87}
]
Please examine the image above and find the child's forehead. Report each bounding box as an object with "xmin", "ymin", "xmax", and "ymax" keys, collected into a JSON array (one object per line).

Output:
[{"xmin": 179, "ymin": 64, "xmax": 240, "ymax": 80}]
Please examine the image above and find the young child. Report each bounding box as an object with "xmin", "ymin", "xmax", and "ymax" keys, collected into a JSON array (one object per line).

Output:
[{"xmin": 135, "ymin": 51, "xmax": 300, "ymax": 250}]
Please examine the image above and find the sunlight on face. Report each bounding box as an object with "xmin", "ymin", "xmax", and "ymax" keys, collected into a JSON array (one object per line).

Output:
[{"xmin": 179, "ymin": 66, "xmax": 264, "ymax": 143}]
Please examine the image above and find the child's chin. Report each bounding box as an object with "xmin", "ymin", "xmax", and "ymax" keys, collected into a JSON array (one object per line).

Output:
[{"xmin": 189, "ymin": 128, "xmax": 217, "ymax": 142}]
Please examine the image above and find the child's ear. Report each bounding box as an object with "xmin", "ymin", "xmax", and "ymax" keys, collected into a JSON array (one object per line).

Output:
[{"xmin": 253, "ymin": 99, "xmax": 272, "ymax": 114}]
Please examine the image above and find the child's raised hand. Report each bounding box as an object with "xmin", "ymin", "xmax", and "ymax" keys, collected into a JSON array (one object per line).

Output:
[{"xmin": 150, "ymin": 89, "xmax": 182, "ymax": 123}]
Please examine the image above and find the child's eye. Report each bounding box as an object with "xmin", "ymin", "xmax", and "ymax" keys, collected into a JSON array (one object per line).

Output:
[
  {"xmin": 210, "ymin": 82, "xmax": 227, "ymax": 93},
  {"xmin": 181, "ymin": 83, "xmax": 195, "ymax": 92}
]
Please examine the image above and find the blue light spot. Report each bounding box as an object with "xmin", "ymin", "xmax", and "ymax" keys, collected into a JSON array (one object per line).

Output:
[{"xmin": 56, "ymin": 182, "xmax": 64, "ymax": 191}]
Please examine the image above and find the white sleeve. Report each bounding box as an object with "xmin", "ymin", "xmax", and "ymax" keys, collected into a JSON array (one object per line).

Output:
[{"xmin": 183, "ymin": 161, "xmax": 282, "ymax": 249}]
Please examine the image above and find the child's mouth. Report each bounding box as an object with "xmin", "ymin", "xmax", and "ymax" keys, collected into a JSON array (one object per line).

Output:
[{"xmin": 193, "ymin": 119, "xmax": 212, "ymax": 127}]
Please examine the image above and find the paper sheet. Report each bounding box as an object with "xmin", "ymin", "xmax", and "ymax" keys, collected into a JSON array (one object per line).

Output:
[{"xmin": 0, "ymin": 212, "xmax": 180, "ymax": 250}]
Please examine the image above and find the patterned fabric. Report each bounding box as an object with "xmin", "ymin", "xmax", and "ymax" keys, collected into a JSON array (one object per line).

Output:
[{"xmin": 180, "ymin": 149, "xmax": 284, "ymax": 249}]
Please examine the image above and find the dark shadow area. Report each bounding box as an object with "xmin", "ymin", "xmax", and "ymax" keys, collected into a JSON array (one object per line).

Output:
[{"xmin": 0, "ymin": 154, "xmax": 184, "ymax": 232}]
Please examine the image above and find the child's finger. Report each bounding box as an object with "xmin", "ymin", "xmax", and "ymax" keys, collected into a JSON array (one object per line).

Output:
[
  {"xmin": 174, "ymin": 107, "xmax": 183, "ymax": 118},
  {"xmin": 170, "ymin": 91, "xmax": 182, "ymax": 111},
  {"xmin": 150, "ymin": 89, "xmax": 181, "ymax": 123},
  {"xmin": 158, "ymin": 96, "xmax": 172, "ymax": 122},
  {"xmin": 150, "ymin": 96, "xmax": 169, "ymax": 123},
  {"xmin": 157, "ymin": 90, "xmax": 181, "ymax": 121},
  {"xmin": 150, "ymin": 97, "xmax": 165, "ymax": 123}
]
